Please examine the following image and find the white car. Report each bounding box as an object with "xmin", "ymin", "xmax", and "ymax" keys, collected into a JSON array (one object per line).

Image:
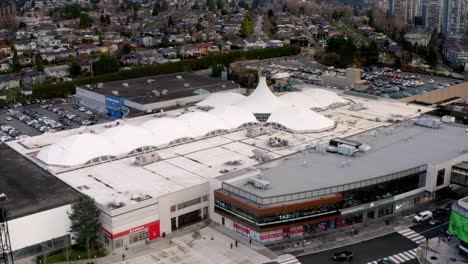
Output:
[
  {"xmin": 5, "ymin": 117, "xmax": 12, "ymax": 121},
  {"xmin": 78, "ymin": 107, "xmax": 86, "ymax": 112},
  {"xmin": 85, "ymin": 110, "xmax": 93, "ymax": 115},
  {"xmin": 428, "ymin": 79, "xmax": 435, "ymax": 84},
  {"xmin": 414, "ymin": 211, "xmax": 433, "ymax": 222}
]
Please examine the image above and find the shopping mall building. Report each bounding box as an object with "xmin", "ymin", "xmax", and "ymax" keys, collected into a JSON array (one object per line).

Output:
[
  {"xmin": 213, "ymin": 122, "xmax": 468, "ymax": 243},
  {"xmin": 2, "ymin": 75, "xmax": 468, "ymax": 260}
]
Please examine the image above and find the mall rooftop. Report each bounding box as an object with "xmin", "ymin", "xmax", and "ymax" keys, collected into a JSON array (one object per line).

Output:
[
  {"xmin": 6, "ymin": 91, "xmax": 434, "ymax": 210},
  {"xmin": 227, "ymin": 121, "xmax": 468, "ymax": 198},
  {"xmin": 77, "ymin": 72, "xmax": 239, "ymax": 105}
]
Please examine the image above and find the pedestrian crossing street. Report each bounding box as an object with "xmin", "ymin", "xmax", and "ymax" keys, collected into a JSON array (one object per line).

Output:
[
  {"xmin": 277, "ymin": 256, "xmax": 301, "ymax": 264},
  {"xmin": 398, "ymin": 228, "xmax": 427, "ymax": 244},
  {"xmin": 367, "ymin": 248, "xmax": 417, "ymax": 264}
]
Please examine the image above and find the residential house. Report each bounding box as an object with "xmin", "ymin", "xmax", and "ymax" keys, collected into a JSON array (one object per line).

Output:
[
  {"xmin": 179, "ymin": 45, "xmax": 200, "ymax": 58},
  {"xmin": 21, "ymin": 70, "xmax": 46, "ymax": 87},
  {"xmin": 0, "ymin": 45, "xmax": 11, "ymax": 56},
  {"xmin": 0, "ymin": 75, "xmax": 20, "ymax": 90},
  {"xmin": 44, "ymin": 65, "xmax": 70, "ymax": 79},
  {"xmin": 137, "ymin": 50, "xmax": 161, "ymax": 65},
  {"xmin": 142, "ymin": 36, "xmax": 155, "ymax": 47},
  {"xmin": 120, "ymin": 53, "xmax": 141, "ymax": 66},
  {"xmin": 158, "ymin": 47, "xmax": 178, "ymax": 59},
  {"xmin": 14, "ymin": 41, "xmax": 37, "ymax": 52}
]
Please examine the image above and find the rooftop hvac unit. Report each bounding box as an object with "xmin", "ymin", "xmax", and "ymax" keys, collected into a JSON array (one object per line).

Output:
[
  {"xmin": 152, "ymin": 90, "xmax": 160, "ymax": 96},
  {"xmin": 161, "ymin": 89, "xmax": 168, "ymax": 95},
  {"xmin": 122, "ymin": 82, "xmax": 129, "ymax": 87},
  {"xmin": 337, "ymin": 144, "xmax": 357, "ymax": 156},
  {"xmin": 441, "ymin": 115, "xmax": 455, "ymax": 123},
  {"xmin": 0, "ymin": 193, "xmax": 7, "ymax": 203},
  {"xmin": 249, "ymin": 177, "xmax": 270, "ymax": 189},
  {"xmin": 97, "ymin": 83, "xmax": 103, "ymax": 88},
  {"xmin": 147, "ymin": 79, "xmax": 155, "ymax": 84},
  {"xmin": 221, "ymin": 84, "xmax": 226, "ymax": 88},
  {"xmin": 176, "ymin": 75, "xmax": 183, "ymax": 80},
  {"xmin": 112, "ymin": 90, "xmax": 119, "ymax": 96},
  {"xmin": 184, "ymin": 83, "xmax": 190, "ymax": 88},
  {"xmin": 246, "ymin": 127, "xmax": 266, "ymax": 137},
  {"xmin": 252, "ymin": 149, "xmax": 274, "ymax": 162},
  {"xmin": 316, "ymin": 141, "xmax": 329, "ymax": 152},
  {"xmin": 359, "ymin": 144, "xmax": 371, "ymax": 152},
  {"xmin": 414, "ymin": 118, "xmax": 441, "ymax": 129},
  {"xmin": 134, "ymin": 152, "xmax": 161, "ymax": 166},
  {"xmin": 225, "ymin": 160, "xmax": 242, "ymax": 165},
  {"xmin": 349, "ymin": 103, "xmax": 364, "ymax": 111},
  {"xmin": 86, "ymin": 84, "xmax": 91, "ymax": 88}
]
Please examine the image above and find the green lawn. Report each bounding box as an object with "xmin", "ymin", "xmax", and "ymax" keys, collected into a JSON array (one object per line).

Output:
[{"xmin": 37, "ymin": 246, "xmax": 107, "ymax": 264}]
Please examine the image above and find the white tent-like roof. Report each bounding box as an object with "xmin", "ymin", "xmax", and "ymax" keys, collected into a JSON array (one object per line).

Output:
[
  {"xmin": 267, "ymin": 106, "xmax": 335, "ymax": 133},
  {"xmin": 177, "ymin": 111, "xmax": 230, "ymax": 137},
  {"xmin": 280, "ymin": 88, "xmax": 348, "ymax": 110},
  {"xmin": 37, "ymin": 133, "xmax": 115, "ymax": 166},
  {"xmin": 209, "ymin": 105, "xmax": 258, "ymax": 129},
  {"xmin": 301, "ymin": 88, "xmax": 348, "ymax": 108},
  {"xmin": 196, "ymin": 92, "xmax": 245, "ymax": 108},
  {"xmin": 235, "ymin": 76, "xmax": 286, "ymax": 113},
  {"xmin": 141, "ymin": 118, "xmax": 193, "ymax": 145},
  {"xmin": 100, "ymin": 125, "xmax": 155, "ymax": 154}
]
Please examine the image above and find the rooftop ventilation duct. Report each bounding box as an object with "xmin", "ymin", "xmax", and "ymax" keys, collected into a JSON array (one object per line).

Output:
[{"xmin": 122, "ymin": 82, "xmax": 129, "ymax": 87}]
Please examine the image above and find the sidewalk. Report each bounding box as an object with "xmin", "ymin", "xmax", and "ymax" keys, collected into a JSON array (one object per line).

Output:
[
  {"xmin": 268, "ymin": 198, "xmax": 454, "ymax": 256},
  {"xmin": 416, "ymin": 236, "xmax": 468, "ymax": 264}
]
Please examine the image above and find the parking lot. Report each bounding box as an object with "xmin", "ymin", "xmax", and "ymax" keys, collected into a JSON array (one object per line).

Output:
[
  {"xmin": 0, "ymin": 98, "xmax": 111, "ymax": 142},
  {"xmin": 247, "ymin": 57, "xmax": 462, "ymax": 98}
]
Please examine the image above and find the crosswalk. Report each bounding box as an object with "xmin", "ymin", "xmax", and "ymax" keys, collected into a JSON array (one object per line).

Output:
[
  {"xmin": 277, "ymin": 255, "xmax": 301, "ymax": 264},
  {"xmin": 398, "ymin": 228, "xmax": 426, "ymax": 244},
  {"xmin": 367, "ymin": 248, "xmax": 417, "ymax": 264}
]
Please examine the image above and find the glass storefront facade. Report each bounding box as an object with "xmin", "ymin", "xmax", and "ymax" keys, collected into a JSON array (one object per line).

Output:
[
  {"xmin": 451, "ymin": 164, "xmax": 468, "ymax": 187},
  {"xmin": 216, "ymin": 166, "xmax": 427, "ymax": 240}
]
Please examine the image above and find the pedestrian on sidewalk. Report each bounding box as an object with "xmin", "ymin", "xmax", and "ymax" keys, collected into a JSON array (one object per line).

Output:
[
  {"xmin": 249, "ymin": 239, "xmax": 252, "ymax": 246},
  {"xmin": 230, "ymin": 243, "xmax": 233, "ymax": 249},
  {"xmin": 122, "ymin": 254, "xmax": 125, "ymax": 260},
  {"xmin": 235, "ymin": 240, "xmax": 238, "ymax": 247}
]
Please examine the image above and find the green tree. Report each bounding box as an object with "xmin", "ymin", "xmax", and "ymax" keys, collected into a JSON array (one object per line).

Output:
[
  {"xmin": 93, "ymin": 55, "xmax": 120, "ymax": 75},
  {"xmin": 122, "ymin": 43, "xmax": 132, "ymax": 54},
  {"xmin": 196, "ymin": 17, "xmax": 204, "ymax": 32},
  {"xmin": 168, "ymin": 16, "xmax": 173, "ymax": 27},
  {"xmin": 161, "ymin": 36, "xmax": 171, "ymax": 47},
  {"xmin": 239, "ymin": 13, "xmax": 253, "ymax": 38},
  {"xmin": 70, "ymin": 61, "xmax": 81, "ymax": 77},
  {"xmin": 79, "ymin": 13, "xmax": 92, "ymax": 28},
  {"xmin": 152, "ymin": 2, "xmax": 160, "ymax": 16},
  {"xmin": 161, "ymin": 0, "xmax": 169, "ymax": 11},
  {"xmin": 12, "ymin": 49, "xmax": 20, "ymax": 72},
  {"xmin": 216, "ymin": 0, "xmax": 223, "ymax": 10},
  {"xmin": 68, "ymin": 195, "xmax": 101, "ymax": 258},
  {"xmin": 18, "ymin": 21, "xmax": 27, "ymax": 28},
  {"xmin": 35, "ymin": 53, "xmax": 44, "ymax": 71},
  {"xmin": 238, "ymin": 0, "xmax": 249, "ymax": 9},
  {"xmin": 100, "ymin": 14, "xmax": 105, "ymax": 24},
  {"xmin": 425, "ymin": 47, "xmax": 438, "ymax": 68},
  {"xmin": 105, "ymin": 15, "xmax": 111, "ymax": 25},
  {"xmin": 360, "ymin": 40, "xmax": 379, "ymax": 66}
]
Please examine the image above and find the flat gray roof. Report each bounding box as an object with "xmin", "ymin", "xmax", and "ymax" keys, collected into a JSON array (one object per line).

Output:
[
  {"xmin": 230, "ymin": 121, "xmax": 468, "ymax": 198},
  {"xmin": 78, "ymin": 72, "xmax": 239, "ymax": 105}
]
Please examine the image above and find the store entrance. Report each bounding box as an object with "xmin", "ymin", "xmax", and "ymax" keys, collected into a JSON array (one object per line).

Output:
[{"xmin": 177, "ymin": 209, "xmax": 202, "ymax": 229}]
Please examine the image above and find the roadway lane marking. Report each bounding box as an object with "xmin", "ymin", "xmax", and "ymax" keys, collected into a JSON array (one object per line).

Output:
[
  {"xmin": 397, "ymin": 228, "xmax": 427, "ymax": 244},
  {"xmin": 366, "ymin": 248, "xmax": 417, "ymax": 264}
]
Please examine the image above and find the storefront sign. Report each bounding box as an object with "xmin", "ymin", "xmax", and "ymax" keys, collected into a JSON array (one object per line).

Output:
[{"xmin": 102, "ymin": 220, "xmax": 160, "ymax": 240}]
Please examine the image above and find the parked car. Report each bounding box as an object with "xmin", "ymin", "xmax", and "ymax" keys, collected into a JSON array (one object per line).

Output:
[
  {"xmin": 332, "ymin": 251, "xmax": 353, "ymax": 261},
  {"xmin": 5, "ymin": 117, "xmax": 12, "ymax": 121},
  {"xmin": 78, "ymin": 107, "xmax": 86, "ymax": 112},
  {"xmin": 414, "ymin": 211, "xmax": 433, "ymax": 222}
]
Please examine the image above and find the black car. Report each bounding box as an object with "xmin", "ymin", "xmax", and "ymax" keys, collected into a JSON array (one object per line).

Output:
[{"xmin": 332, "ymin": 251, "xmax": 353, "ymax": 261}]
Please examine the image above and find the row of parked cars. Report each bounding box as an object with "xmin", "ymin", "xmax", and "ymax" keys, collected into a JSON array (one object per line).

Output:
[
  {"xmin": 42, "ymin": 104, "xmax": 93, "ymax": 126},
  {"xmin": 8, "ymin": 109, "xmax": 60, "ymax": 134},
  {"xmin": 0, "ymin": 123, "xmax": 27, "ymax": 142}
]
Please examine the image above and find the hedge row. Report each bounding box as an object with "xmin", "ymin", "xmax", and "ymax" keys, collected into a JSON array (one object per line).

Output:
[{"xmin": 32, "ymin": 45, "xmax": 301, "ymax": 98}]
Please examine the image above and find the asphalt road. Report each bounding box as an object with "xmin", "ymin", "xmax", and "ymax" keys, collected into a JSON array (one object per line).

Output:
[{"xmin": 297, "ymin": 220, "xmax": 450, "ymax": 264}]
